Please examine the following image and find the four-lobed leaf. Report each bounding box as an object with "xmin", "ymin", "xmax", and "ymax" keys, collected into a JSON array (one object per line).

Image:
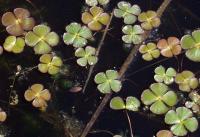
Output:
[
  {"xmin": 94, "ymin": 70, "xmax": 122, "ymax": 94},
  {"xmin": 1, "ymin": 8, "xmax": 35, "ymax": 36},
  {"xmin": 38, "ymin": 54, "xmax": 63, "ymax": 75},
  {"xmin": 82, "ymin": 6, "xmax": 110, "ymax": 31},
  {"xmin": 3, "ymin": 36, "xmax": 25, "ymax": 53},
  {"xmin": 110, "ymin": 96, "xmax": 140, "ymax": 111},
  {"xmin": 63, "ymin": 22, "xmax": 93, "ymax": 48},
  {"xmin": 181, "ymin": 30, "xmax": 200, "ymax": 62},
  {"xmin": 141, "ymin": 83, "xmax": 177, "ymax": 114},
  {"xmin": 24, "ymin": 84, "xmax": 51, "ymax": 109},
  {"xmin": 154, "ymin": 65, "xmax": 176, "ymax": 85},
  {"xmin": 165, "ymin": 107, "xmax": 198, "ymax": 136},
  {"xmin": 138, "ymin": 10, "xmax": 160, "ymax": 30},
  {"xmin": 122, "ymin": 25, "xmax": 144, "ymax": 44},
  {"xmin": 75, "ymin": 46, "xmax": 98, "ymax": 66},
  {"xmin": 25, "ymin": 24, "xmax": 59, "ymax": 54},
  {"xmin": 139, "ymin": 42, "xmax": 160, "ymax": 61},
  {"xmin": 175, "ymin": 70, "xmax": 198, "ymax": 92},
  {"xmin": 114, "ymin": 1, "xmax": 141, "ymax": 24},
  {"xmin": 157, "ymin": 37, "xmax": 182, "ymax": 57}
]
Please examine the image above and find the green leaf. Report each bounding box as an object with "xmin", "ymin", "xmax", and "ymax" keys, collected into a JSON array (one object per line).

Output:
[
  {"xmin": 141, "ymin": 89, "xmax": 157, "ymax": 105},
  {"xmin": 150, "ymin": 83, "xmax": 168, "ymax": 96},
  {"xmin": 34, "ymin": 41, "xmax": 51, "ymax": 54},
  {"xmin": 106, "ymin": 70, "xmax": 119, "ymax": 80},
  {"xmin": 65, "ymin": 22, "xmax": 81, "ymax": 34},
  {"xmin": 45, "ymin": 32, "xmax": 59, "ymax": 46},
  {"xmin": 110, "ymin": 97, "xmax": 125, "ymax": 110},
  {"xmin": 63, "ymin": 33, "xmax": 76, "ymax": 45},
  {"xmin": 183, "ymin": 117, "xmax": 198, "ymax": 132},
  {"xmin": 170, "ymin": 123, "xmax": 187, "ymax": 136},
  {"xmin": 87, "ymin": 56, "xmax": 98, "ymax": 65},
  {"xmin": 110, "ymin": 80, "xmax": 122, "ymax": 92},
  {"xmin": 181, "ymin": 35, "xmax": 195, "ymax": 49},
  {"xmin": 155, "ymin": 65, "xmax": 165, "ymax": 75},
  {"xmin": 165, "ymin": 110, "xmax": 180, "ymax": 124},
  {"xmin": 176, "ymin": 107, "xmax": 193, "ymax": 121},
  {"xmin": 150, "ymin": 100, "xmax": 169, "ymax": 114},
  {"xmin": 186, "ymin": 48, "xmax": 200, "ymax": 62},
  {"xmin": 25, "ymin": 31, "xmax": 40, "ymax": 47},
  {"xmin": 114, "ymin": 9, "xmax": 124, "ymax": 18},
  {"xmin": 33, "ymin": 24, "xmax": 50, "ymax": 37},
  {"xmin": 12, "ymin": 37, "xmax": 25, "ymax": 53},
  {"xmin": 94, "ymin": 72, "xmax": 107, "ymax": 84},
  {"xmin": 48, "ymin": 66, "xmax": 59, "ymax": 75},
  {"xmin": 85, "ymin": 46, "xmax": 96, "ymax": 55},
  {"xmin": 51, "ymin": 56, "xmax": 63, "ymax": 67},
  {"xmin": 192, "ymin": 30, "xmax": 200, "ymax": 43},
  {"xmin": 97, "ymin": 82, "xmax": 111, "ymax": 94},
  {"xmin": 77, "ymin": 58, "xmax": 87, "ymax": 67},
  {"xmin": 73, "ymin": 37, "xmax": 87, "ymax": 48},
  {"xmin": 125, "ymin": 96, "xmax": 140, "ymax": 111},
  {"xmin": 124, "ymin": 14, "xmax": 136, "ymax": 24},
  {"xmin": 162, "ymin": 91, "xmax": 177, "ymax": 106},
  {"xmin": 79, "ymin": 26, "xmax": 92, "ymax": 39},
  {"xmin": 75, "ymin": 48, "xmax": 86, "ymax": 57}
]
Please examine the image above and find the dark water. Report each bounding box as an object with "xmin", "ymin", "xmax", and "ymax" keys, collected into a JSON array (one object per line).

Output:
[{"xmin": 0, "ymin": 0, "xmax": 200, "ymax": 137}]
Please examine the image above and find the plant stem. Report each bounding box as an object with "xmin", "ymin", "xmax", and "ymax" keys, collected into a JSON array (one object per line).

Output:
[
  {"xmin": 125, "ymin": 110, "xmax": 134, "ymax": 137},
  {"xmin": 80, "ymin": 0, "xmax": 172, "ymax": 137},
  {"xmin": 82, "ymin": 11, "xmax": 114, "ymax": 93}
]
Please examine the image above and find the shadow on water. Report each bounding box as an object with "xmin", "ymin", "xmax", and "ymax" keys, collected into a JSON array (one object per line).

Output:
[{"xmin": 0, "ymin": 0, "xmax": 200, "ymax": 137}]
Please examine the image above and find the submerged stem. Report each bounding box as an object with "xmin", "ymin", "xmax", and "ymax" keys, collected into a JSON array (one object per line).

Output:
[
  {"xmin": 80, "ymin": 0, "xmax": 172, "ymax": 137},
  {"xmin": 125, "ymin": 110, "xmax": 134, "ymax": 137},
  {"xmin": 82, "ymin": 11, "xmax": 114, "ymax": 93}
]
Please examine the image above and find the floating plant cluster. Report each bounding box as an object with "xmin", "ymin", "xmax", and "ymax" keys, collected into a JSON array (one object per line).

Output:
[
  {"xmin": 0, "ymin": 7, "xmax": 62, "ymax": 113},
  {"xmin": 0, "ymin": 0, "xmax": 200, "ymax": 137}
]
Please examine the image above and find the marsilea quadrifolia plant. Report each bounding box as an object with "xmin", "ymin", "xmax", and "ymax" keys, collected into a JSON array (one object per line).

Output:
[{"xmin": 0, "ymin": 0, "xmax": 200, "ymax": 137}]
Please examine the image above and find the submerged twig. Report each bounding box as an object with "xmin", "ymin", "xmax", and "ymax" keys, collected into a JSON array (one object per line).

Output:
[
  {"xmin": 80, "ymin": 1, "xmax": 172, "ymax": 137},
  {"xmin": 82, "ymin": 11, "xmax": 114, "ymax": 93}
]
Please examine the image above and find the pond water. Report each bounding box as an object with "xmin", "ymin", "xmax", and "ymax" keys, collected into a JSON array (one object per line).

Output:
[{"xmin": 0, "ymin": 0, "xmax": 200, "ymax": 137}]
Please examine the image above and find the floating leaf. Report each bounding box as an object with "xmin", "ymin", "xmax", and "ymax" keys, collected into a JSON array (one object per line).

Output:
[
  {"xmin": 110, "ymin": 97, "xmax": 125, "ymax": 110},
  {"xmin": 75, "ymin": 46, "xmax": 98, "ymax": 66},
  {"xmin": 24, "ymin": 84, "xmax": 51, "ymax": 109},
  {"xmin": 122, "ymin": 25, "xmax": 144, "ymax": 44},
  {"xmin": 114, "ymin": 1, "xmax": 141, "ymax": 24},
  {"xmin": 110, "ymin": 96, "xmax": 140, "ymax": 111},
  {"xmin": 94, "ymin": 70, "xmax": 122, "ymax": 94},
  {"xmin": 139, "ymin": 42, "xmax": 160, "ymax": 61},
  {"xmin": 181, "ymin": 30, "xmax": 200, "ymax": 62},
  {"xmin": 141, "ymin": 83, "xmax": 177, "ymax": 114},
  {"xmin": 156, "ymin": 130, "xmax": 173, "ymax": 137},
  {"xmin": 0, "ymin": 109, "xmax": 7, "ymax": 122},
  {"xmin": 63, "ymin": 22, "xmax": 93, "ymax": 48},
  {"xmin": 175, "ymin": 70, "xmax": 198, "ymax": 92},
  {"xmin": 157, "ymin": 37, "xmax": 181, "ymax": 57},
  {"xmin": 154, "ymin": 65, "xmax": 176, "ymax": 85},
  {"xmin": 3, "ymin": 36, "xmax": 25, "ymax": 53},
  {"xmin": 85, "ymin": 0, "xmax": 110, "ymax": 7},
  {"xmin": 125, "ymin": 96, "xmax": 140, "ymax": 111},
  {"xmin": 1, "ymin": 8, "xmax": 35, "ymax": 36},
  {"xmin": 38, "ymin": 54, "xmax": 63, "ymax": 75},
  {"xmin": 82, "ymin": 6, "xmax": 110, "ymax": 31},
  {"xmin": 165, "ymin": 107, "xmax": 198, "ymax": 136},
  {"xmin": 25, "ymin": 24, "xmax": 59, "ymax": 54},
  {"xmin": 138, "ymin": 10, "xmax": 160, "ymax": 30}
]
